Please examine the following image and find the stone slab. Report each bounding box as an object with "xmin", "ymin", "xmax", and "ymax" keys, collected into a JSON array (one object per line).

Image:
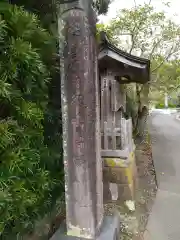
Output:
[
  {"xmin": 103, "ymin": 151, "xmax": 135, "ymax": 168},
  {"xmin": 103, "ymin": 152, "xmax": 137, "ymax": 203},
  {"xmin": 50, "ymin": 214, "xmax": 120, "ymax": 240},
  {"xmin": 117, "ymin": 183, "xmax": 134, "ymax": 201},
  {"xmin": 103, "ymin": 163, "xmax": 135, "ymax": 184}
]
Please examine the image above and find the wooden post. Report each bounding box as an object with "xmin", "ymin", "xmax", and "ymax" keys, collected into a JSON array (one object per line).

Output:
[{"xmin": 58, "ymin": 1, "xmax": 103, "ymax": 238}]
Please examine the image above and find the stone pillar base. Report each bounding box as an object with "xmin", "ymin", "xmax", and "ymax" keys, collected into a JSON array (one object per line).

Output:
[
  {"xmin": 50, "ymin": 213, "xmax": 120, "ymax": 240},
  {"xmin": 103, "ymin": 151, "xmax": 137, "ymax": 204}
]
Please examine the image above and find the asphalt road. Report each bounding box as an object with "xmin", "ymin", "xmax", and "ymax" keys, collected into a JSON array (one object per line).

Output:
[{"xmin": 144, "ymin": 112, "xmax": 180, "ymax": 240}]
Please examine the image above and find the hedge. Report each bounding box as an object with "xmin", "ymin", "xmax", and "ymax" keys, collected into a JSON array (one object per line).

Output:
[{"xmin": 0, "ymin": 2, "xmax": 63, "ymax": 238}]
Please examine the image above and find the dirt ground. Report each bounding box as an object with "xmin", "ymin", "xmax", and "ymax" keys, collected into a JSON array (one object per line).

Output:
[
  {"xmin": 104, "ymin": 139, "xmax": 157, "ymax": 240},
  {"xmin": 135, "ymin": 141, "xmax": 157, "ymax": 239}
]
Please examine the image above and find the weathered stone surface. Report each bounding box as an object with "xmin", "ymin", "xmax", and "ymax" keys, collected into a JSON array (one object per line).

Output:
[
  {"xmin": 103, "ymin": 182, "xmax": 135, "ymax": 203},
  {"xmin": 103, "ymin": 154, "xmax": 137, "ymax": 203},
  {"xmin": 103, "ymin": 166, "xmax": 130, "ymax": 184},
  {"xmin": 59, "ymin": 3, "xmax": 103, "ymax": 239},
  {"xmin": 117, "ymin": 183, "xmax": 134, "ymax": 201},
  {"xmin": 103, "ymin": 177, "xmax": 112, "ymax": 203}
]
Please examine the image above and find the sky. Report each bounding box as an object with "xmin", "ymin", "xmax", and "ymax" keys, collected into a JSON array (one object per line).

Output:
[{"xmin": 98, "ymin": 0, "xmax": 180, "ymax": 24}]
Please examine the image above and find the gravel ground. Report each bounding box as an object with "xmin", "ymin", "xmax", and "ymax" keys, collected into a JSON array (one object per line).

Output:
[
  {"xmin": 104, "ymin": 141, "xmax": 157, "ymax": 240},
  {"xmin": 104, "ymin": 203, "xmax": 139, "ymax": 240},
  {"xmin": 135, "ymin": 142, "xmax": 157, "ymax": 239}
]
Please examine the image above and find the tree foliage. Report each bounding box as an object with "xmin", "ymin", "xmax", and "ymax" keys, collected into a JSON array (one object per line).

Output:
[
  {"xmin": 0, "ymin": 2, "xmax": 63, "ymax": 238},
  {"xmin": 97, "ymin": 2, "xmax": 180, "ymax": 127},
  {"xmin": 93, "ymin": 0, "xmax": 112, "ymax": 15},
  {"xmin": 151, "ymin": 59, "xmax": 180, "ymax": 93},
  {"xmin": 149, "ymin": 59, "xmax": 180, "ymax": 105},
  {"xmin": 98, "ymin": 4, "xmax": 180, "ymax": 61},
  {"xmin": 0, "ymin": 0, "xmax": 112, "ymax": 237}
]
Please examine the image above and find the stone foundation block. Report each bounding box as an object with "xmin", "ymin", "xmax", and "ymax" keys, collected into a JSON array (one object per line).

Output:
[
  {"xmin": 50, "ymin": 213, "xmax": 120, "ymax": 240},
  {"xmin": 103, "ymin": 151, "xmax": 137, "ymax": 203}
]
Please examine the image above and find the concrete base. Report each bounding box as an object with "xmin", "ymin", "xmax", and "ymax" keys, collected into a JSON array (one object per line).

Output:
[{"xmin": 50, "ymin": 213, "xmax": 120, "ymax": 240}]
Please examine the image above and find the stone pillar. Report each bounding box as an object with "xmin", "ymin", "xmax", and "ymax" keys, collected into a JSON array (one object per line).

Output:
[{"xmin": 58, "ymin": 1, "xmax": 103, "ymax": 239}]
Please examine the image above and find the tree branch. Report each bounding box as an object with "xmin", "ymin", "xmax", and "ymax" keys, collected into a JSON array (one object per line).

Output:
[
  {"xmin": 151, "ymin": 46, "xmax": 175, "ymax": 73},
  {"xmin": 149, "ymin": 38, "xmax": 163, "ymax": 60},
  {"xmin": 174, "ymin": 84, "xmax": 180, "ymax": 89},
  {"xmin": 119, "ymin": 33, "xmax": 133, "ymax": 36},
  {"xmin": 135, "ymin": 84, "xmax": 144, "ymax": 95},
  {"xmin": 128, "ymin": 4, "xmax": 151, "ymax": 54},
  {"xmin": 144, "ymin": 0, "xmax": 152, "ymax": 5},
  {"xmin": 168, "ymin": 82, "xmax": 180, "ymax": 92},
  {"xmin": 129, "ymin": 34, "xmax": 135, "ymax": 54},
  {"xmin": 138, "ymin": 84, "xmax": 144, "ymax": 94}
]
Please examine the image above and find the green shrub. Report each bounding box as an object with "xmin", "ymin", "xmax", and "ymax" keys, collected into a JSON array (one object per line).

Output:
[
  {"xmin": 155, "ymin": 103, "xmax": 177, "ymax": 108},
  {"xmin": 168, "ymin": 103, "xmax": 177, "ymax": 108},
  {"xmin": 0, "ymin": 2, "xmax": 63, "ymax": 238},
  {"xmin": 155, "ymin": 103, "xmax": 164, "ymax": 108}
]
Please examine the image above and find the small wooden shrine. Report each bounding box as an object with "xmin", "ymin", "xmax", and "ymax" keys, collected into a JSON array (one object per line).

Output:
[{"xmin": 98, "ymin": 32, "xmax": 150, "ymax": 159}]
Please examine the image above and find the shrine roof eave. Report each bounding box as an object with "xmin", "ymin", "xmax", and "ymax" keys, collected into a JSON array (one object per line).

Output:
[{"xmin": 98, "ymin": 41, "xmax": 150, "ymax": 84}]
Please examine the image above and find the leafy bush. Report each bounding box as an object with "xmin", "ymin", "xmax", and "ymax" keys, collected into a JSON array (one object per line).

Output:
[
  {"xmin": 155, "ymin": 103, "xmax": 177, "ymax": 108},
  {"xmin": 0, "ymin": 2, "xmax": 63, "ymax": 238},
  {"xmin": 168, "ymin": 103, "xmax": 177, "ymax": 108},
  {"xmin": 155, "ymin": 103, "xmax": 165, "ymax": 109}
]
